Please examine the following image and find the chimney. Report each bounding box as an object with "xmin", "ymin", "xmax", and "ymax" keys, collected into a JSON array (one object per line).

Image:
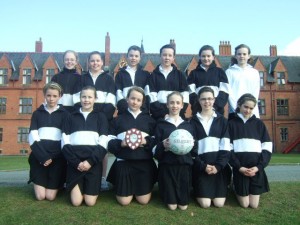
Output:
[
  {"xmin": 141, "ymin": 38, "xmax": 145, "ymax": 54},
  {"xmin": 270, "ymin": 45, "xmax": 277, "ymax": 57},
  {"xmin": 105, "ymin": 32, "xmax": 110, "ymax": 66},
  {"xmin": 35, "ymin": 37, "xmax": 43, "ymax": 53},
  {"xmin": 219, "ymin": 41, "xmax": 231, "ymax": 56},
  {"xmin": 169, "ymin": 39, "xmax": 176, "ymax": 52}
]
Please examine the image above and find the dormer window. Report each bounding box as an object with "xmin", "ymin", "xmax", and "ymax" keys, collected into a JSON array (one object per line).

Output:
[
  {"xmin": 277, "ymin": 72, "xmax": 285, "ymax": 85},
  {"xmin": 259, "ymin": 71, "xmax": 264, "ymax": 87},
  {"xmin": 46, "ymin": 69, "xmax": 55, "ymax": 83},
  {"xmin": 22, "ymin": 68, "xmax": 32, "ymax": 85},
  {"xmin": 0, "ymin": 68, "xmax": 8, "ymax": 85}
]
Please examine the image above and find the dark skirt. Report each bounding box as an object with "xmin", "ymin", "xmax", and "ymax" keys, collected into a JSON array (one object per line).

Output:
[
  {"xmin": 192, "ymin": 164, "xmax": 232, "ymax": 198},
  {"xmin": 232, "ymin": 168, "xmax": 269, "ymax": 196},
  {"xmin": 107, "ymin": 159, "xmax": 157, "ymax": 196},
  {"xmin": 28, "ymin": 153, "xmax": 66, "ymax": 189},
  {"xmin": 157, "ymin": 164, "xmax": 192, "ymax": 205},
  {"xmin": 66, "ymin": 162, "xmax": 102, "ymax": 195}
]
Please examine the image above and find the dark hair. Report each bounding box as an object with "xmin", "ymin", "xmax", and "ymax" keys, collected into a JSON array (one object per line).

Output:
[
  {"xmin": 43, "ymin": 82, "xmax": 63, "ymax": 96},
  {"xmin": 199, "ymin": 45, "xmax": 215, "ymax": 57},
  {"xmin": 80, "ymin": 85, "xmax": 97, "ymax": 98},
  {"xmin": 167, "ymin": 91, "xmax": 183, "ymax": 104},
  {"xmin": 235, "ymin": 93, "xmax": 257, "ymax": 113},
  {"xmin": 127, "ymin": 86, "xmax": 145, "ymax": 104},
  {"xmin": 127, "ymin": 45, "xmax": 142, "ymax": 57},
  {"xmin": 193, "ymin": 86, "xmax": 215, "ymax": 113},
  {"xmin": 231, "ymin": 44, "xmax": 253, "ymax": 66},
  {"xmin": 160, "ymin": 44, "xmax": 176, "ymax": 56},
  {"xmin": 88, "ymin": 51, "xmax": 104, "ymax": 62}
]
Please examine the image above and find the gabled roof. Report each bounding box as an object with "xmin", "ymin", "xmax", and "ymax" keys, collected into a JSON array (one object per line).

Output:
[{"xmin": 1, "ymin": 52, "xmax": 299, "ymax": 83}]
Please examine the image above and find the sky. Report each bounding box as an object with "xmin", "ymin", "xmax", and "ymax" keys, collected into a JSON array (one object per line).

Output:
[{"xmin": 1, "ymin": 0, "xmax": 300, "ymax": 56}]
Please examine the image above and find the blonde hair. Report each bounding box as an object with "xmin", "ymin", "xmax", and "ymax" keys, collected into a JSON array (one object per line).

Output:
[{"xmin": 43, "ymin": 82, "xmax": 63, "ymax": 96}]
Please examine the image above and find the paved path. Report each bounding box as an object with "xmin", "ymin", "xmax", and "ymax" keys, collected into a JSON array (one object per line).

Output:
[{"xmin": 0, "ymin": 157, "xmax": 299, "ymax": 186}]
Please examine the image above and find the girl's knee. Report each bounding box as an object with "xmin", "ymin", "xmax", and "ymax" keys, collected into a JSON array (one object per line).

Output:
[
  {"xmin": 178, "ymin": 205, "xmax": 188, "ymax": 210},
  {"xmin": 35, "ymin": 193, "xmax": 46, "ymax": 201},
  {"xmin": 168, "ymin": 204, "xmax": 177, "ymax": 210},
  {"xmin": 136, "ymin": 194, "xmax": 151, "ymax": 205},
  {"xmin": 116, "ymin": 196, "xmax": 132, "ymax": 206}
]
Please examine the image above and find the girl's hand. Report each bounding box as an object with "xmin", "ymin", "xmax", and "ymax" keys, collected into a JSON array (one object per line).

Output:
[
  {"xmin": 82, "ymin": 160, "xmax": 91, "ymax": 171},
  {"xmin": 247, "ymin": 166, "xmax": 258, "ymax": 177},
  {"xmin": 239, "ymin": 167, "xmax": 250, "ymax": 176},
  {"xmin": 206, "ymin": 165, "xmax": 217, "ymax": 175},
  {"xmin": 121, "ymin": 139, "xmax": 127, "ymax": 147},
  {"xmin": 43, "ymin": 159, "xmax": 52, "ymax": 167},
  {"xmin": 77, "ymin": 162, "xmax": 85, "ymax": 172},
  {"xmin": 163, "ymin": 138, "xmax": 170, "ymax": 151}
]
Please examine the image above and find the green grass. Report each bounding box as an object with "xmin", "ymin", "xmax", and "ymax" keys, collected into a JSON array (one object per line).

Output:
[
  {"xmin": 0, "ymin": 182, "xmax": 299, "ymax": 225},
  {"xmin": 0, "ymin": 153, "xmax": 300, "ymax": 171},
  {"xmin": 0, "ymin": 156, "xmax": 29, "ymax": 171},
  {"xmin": 270, "ymin": 153, "xmax": 300, "ymax": 164}
]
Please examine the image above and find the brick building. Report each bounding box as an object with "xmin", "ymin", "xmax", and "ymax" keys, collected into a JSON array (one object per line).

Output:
[{"xmin": 0, "ymin": 33, "xmax": 299, "ymax": 155}]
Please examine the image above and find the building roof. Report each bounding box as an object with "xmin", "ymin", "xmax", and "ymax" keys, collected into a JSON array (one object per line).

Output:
[{"xmin": 1, "ymin": 52, "xmax": 300, "ymax": 82}]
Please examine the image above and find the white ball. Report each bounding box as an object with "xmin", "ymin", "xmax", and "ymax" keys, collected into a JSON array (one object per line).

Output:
[{"xmin": 168, "ymin": 129, "xmax": 194, "ymax": 155}]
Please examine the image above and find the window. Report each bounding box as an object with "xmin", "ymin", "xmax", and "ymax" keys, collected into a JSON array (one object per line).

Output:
[
  {"xmin": 277, "ymin": 72, "xmax": 285, "ymax": 85},
  {"xmin": 18, "ymin": 127, "xmax": 29, "ymax": 143},
  {"xmin": 277, "ymin": 99, "xmax": 289, "ymax": 116},
  {"xmin": 20, "ymin": 149, "xmax": 28, "ymax": 155},
  {"xmin": 0, "ymin": 98, "xmax": 6, "ymax": 114},
  {"xmin": 258, "ymin": 99, "xmax": 266, "ymax": 115},
  {"xmin": 259, "ymin": 71, "xmax": 264, "ymax": 87},
  {"xmin": 280, "ymin": 128, "xmax": 288, "ymax": 142},
  {"xmin": 22, "ymin": 69, "xmax": 32, "ymax": 85},
  {"xmin": 0, "ymin": 68, "xmax": 8, "ymax": 85},
  {"xmin": 19, "ymin": 98, "xmax": 32, "ymax": 114},
  {"xmin": 0, "ymin": 128, "xmax": 3, "ymax": 142},
  {"xmin": 46, "ymin": 69, "xmax": 55, "ymax": 83}
]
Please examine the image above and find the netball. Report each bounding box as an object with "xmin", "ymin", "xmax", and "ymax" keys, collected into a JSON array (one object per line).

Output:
[{"xmin": 168, "ymin": 129, "xmax": 194, "ymax": 155}]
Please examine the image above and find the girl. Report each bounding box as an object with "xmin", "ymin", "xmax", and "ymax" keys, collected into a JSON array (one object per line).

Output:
[
  {"xmin": 226, "ymin": 44, "xmax": 260, "ymax": 119},
  {"xmin": 187, "ymin": 45, "xmax": 229, "ymax": 115},
  {"xmin": 190, "ymin": 86, "xmax": 231, "ymax": 208},
  {"xmin": 62, "ymin": 86, "xmax": 109, "ymax": 206},
  {"xmin": 51, "ymin": 50, "xmax": 81, "ymax": 113},
  {"xmin": 147, "ymin": 44, "xmax": 189, "ymax": 120},
  {"xmin": 74, "ymin": 51, "xmax": 116, "ymax": 191},
  {"xmin": 115, "ymin": 45, "xmax": 151, "ymax": 115},
  {"xmin": 228, "ymin": 93, "xmax": 272, "ymax": 208},
  {"xmin": 107, "ymin": 86, "xmax": 157, "ymax": 206},
  {"xmin": 28, "ymin": 82, "xmax": 68, "ymax": 201},
  {"xmin": 153, "ymin": 91, "xmax": 194, "ymax": 210}
]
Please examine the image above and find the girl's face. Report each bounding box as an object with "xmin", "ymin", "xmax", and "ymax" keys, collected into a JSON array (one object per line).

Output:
[
  {"xmin": 80, "ymin": 89, "xmax": 96, "ymax": 112},
  {"xmin": 127, "ymin": 90, "xmax": 143, "ymax": 113},
  {"xmin": 127, "ymin": 50, "xmax": 141, "ymax": 68},
  {"xmin": 199, "ymin": 91, "xmax": 215, "ymax": 111},
  {"xmin": 167, "ymin": 94, "xmax": 183, "ymax": 116},
  {"xmin": 239, "ymin": 100, "xmax": 255, "ymax": 119},
  {"xmin": 45, "ymin": 89, "xmax": 61, "ymax": 109},
  {"xmin": 200, "ymin": 50, "xmax": 214, "ymax": 69},
  {"xmin": 160, "ymin": 48, "xmax": 175, "ymax": 68},
  {"xmin": 235, "ymin": 47, "xmax": 250, "ymax": 66},
  {"xmin": 89, "ymin": 54, "xmax": 103, "ymax": 73},
  {"xmin": 64, "ymin": 52, "xmax": 77, "ymax": 69}
]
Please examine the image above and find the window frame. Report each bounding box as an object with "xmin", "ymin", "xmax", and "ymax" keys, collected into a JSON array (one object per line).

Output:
[
  {"xmin": 0, "ymin": 68, "xmax": 8, "ymax": 85},
  {"xmin": 17, "ymin": 127, "xmax": 29, "ymax": 143},
  {"xmin": 0, "ymin": 97, "xmax": 7, "ymax": 114},
  {"xmin": 22, "ymin": 68, "xmax": 32, "ymax": 85},
  {"xmin": 19, "ymin": 98, "xmax": 33, "ymax": 114},
  {"xmin": 277, "ymin": 99, "xmax": 289, "ymax": 116}
]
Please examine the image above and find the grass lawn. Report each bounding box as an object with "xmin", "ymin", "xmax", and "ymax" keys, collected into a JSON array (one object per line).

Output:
[
  {"xmin": 0, "ymin": 153, "xmax": 300, "ymax": 171},
  {"xmin": 0, "ymin": 182, "xmax": 299, "ymax": 225}
]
